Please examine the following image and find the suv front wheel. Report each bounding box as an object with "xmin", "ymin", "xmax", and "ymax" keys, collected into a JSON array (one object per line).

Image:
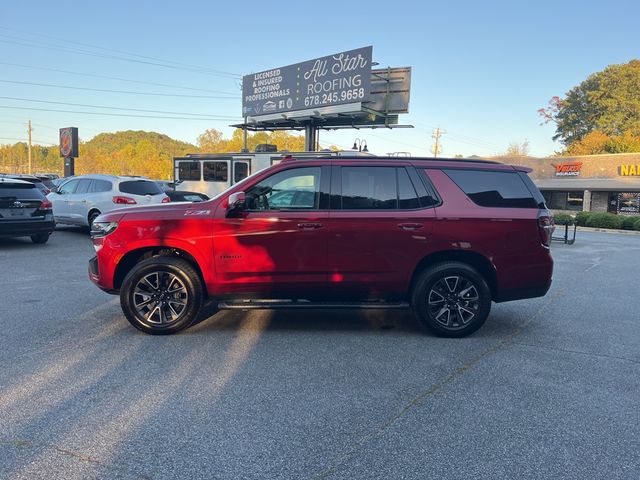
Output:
[
  {"xmin": 412, "ymin": 262, "xmax": 491, "ymax": 338},
  {"xmin": 120, "ymin": 257, "xmax": 204, "ymax": 335}
]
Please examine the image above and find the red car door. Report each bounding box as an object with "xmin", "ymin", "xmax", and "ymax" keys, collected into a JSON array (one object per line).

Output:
[
  {"xmin": 327, "ymin": 165, "xmax": 436, "ymax": 299},
  {"xmin": 213, "ymin": 165, "xmax": 330, "ymax": 297}
]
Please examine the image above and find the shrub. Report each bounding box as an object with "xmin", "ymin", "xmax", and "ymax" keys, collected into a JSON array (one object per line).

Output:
[
  {"xmin": 552, "ymin": 212, "xmax": 574, "ymax": 225},
  {"xmin": 620, "ymin": 215, "xmax": 639, "ymax": 230},
  {"xmin": 585, "ymin": 212, "xmax": 624, "ymax": 229},
  {"xmin": 634, "ymin": 218, "xmax": 640, "ymax": 231},
  {"xmin": 574, "ymin": 211, "xmax": 592, "ymax": 226}
]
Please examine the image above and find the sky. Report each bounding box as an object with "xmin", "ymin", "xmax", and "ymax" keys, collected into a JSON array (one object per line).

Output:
[{"xmin": 1, "ymin": 0, "xmax": 639, "ymax": 158}]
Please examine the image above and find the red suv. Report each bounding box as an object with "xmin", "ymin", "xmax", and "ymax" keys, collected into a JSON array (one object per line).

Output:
[{"xmin": 89, "ymin": 157, "xmax": 553, "ymax": 337}]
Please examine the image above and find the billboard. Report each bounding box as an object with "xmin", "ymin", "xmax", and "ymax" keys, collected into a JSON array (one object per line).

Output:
[
  {"xmin": 242, "ymin": 46, "xmax": 373, "ymax": 117},
  {"xmin": 59, "ymin": 127, "xmax": 79, "ymax": 158}
]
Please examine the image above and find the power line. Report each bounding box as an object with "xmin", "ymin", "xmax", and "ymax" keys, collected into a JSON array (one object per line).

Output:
[
  {"xmin": 0, "ymin": 26, "xmax": 242, "ymax": 78},
  {"xmin": 0, "ymin": 105, "xmax": 240, "ymax": 121},
  {"xmin": 0, "ymin": 136, "xmax": 56, "ymax": 145},
  {"xmin": 0, "ymin": 79, "xmax": 239, "ymax": 99},
  {"xmin": 0, "ymin": 62, "xmax": 234, "ymax": 94},
  {"xmin": 0, "ymin": 96, "xmax": 238, "ymax": 118},
  {"xmin": 0, "ymin": 35, "xmax": 240, "ymax": 79}
]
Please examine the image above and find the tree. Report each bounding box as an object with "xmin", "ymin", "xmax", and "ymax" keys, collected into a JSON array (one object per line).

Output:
[
  {"xmin": 504, "ymin": 140, "xmax": 530, "ymax": 157},
  {"xmin": 565, "ymin": 130, "xmax": 640, "ymax": 155},
  {"xmin": 539, "ymin": 60, "xmax": 640, "ymax": 146},
  {"xmin": 197, "ymin": 129, "xmax": 224, "ymax": 151}
]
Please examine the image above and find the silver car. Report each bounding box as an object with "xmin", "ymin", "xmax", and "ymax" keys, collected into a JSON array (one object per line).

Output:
[{"xmin": 47, "ymin": 174, "xmax": 170, "ymax": 227}]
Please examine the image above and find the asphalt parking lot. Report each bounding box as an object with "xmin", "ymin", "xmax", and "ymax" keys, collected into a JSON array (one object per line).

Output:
[{"xmin": 1, "ymin": 227, "xmax": 639, "ymax": 479}]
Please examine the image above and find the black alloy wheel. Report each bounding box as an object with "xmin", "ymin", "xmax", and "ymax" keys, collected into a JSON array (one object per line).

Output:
[
  {"xmin": 120, "ymin": 257, "xmax": 203, "ymax": 334},
  {"xmin": 412, "ymin": 262, "xmax": 491, "ymax": 337}
]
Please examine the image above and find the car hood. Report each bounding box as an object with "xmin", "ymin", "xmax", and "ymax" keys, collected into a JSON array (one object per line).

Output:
[{"xmin": 97, "ymin": 200, "xmax": 218, "ymax": 223}]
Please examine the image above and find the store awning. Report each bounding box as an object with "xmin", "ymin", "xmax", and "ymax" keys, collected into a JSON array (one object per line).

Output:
[{"xmin": 533, "ymin": 177, "xmax": 640, "ymax": 191}]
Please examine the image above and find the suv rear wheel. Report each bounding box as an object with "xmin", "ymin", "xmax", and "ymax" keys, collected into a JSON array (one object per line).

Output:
[
  {"xmin": 412, "ymin": 262, "xmax": 491, "ymax": 338},
  {"xmin": 120, "ymin": 257, "xmax": 203, "ymax": 335},
  {"xmin": 30, "ymin": 233, "xmax": 50, "ymax": 244}
]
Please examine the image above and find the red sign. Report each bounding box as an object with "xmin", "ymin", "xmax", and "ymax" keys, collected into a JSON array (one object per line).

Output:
[
  {"xmin": 59, "ymin": 127, "xmax": 79, "ymax": 158},
  {"xmin": 554, "ymin": 162, "xmax": 582, "ymax": 176}
]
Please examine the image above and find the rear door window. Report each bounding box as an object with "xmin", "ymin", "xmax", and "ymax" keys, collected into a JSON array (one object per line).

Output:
[
  {"xmin": 443, "ymin": 169, "xmax": 538, "ymax": 208},
  {"xmin": 75, "ymin": 179, "xmax": 93, "ymax": 194},
  {"xmin": 119, "ymin": 180, "xmax": 162, "ymax": 196},
  {"xmin": 341, "ymin": 167, "xmax": 397, "ymax": 210},
  {"xmin": 90, "ymin": 179, "xmax": 112, "ymax": 193}
]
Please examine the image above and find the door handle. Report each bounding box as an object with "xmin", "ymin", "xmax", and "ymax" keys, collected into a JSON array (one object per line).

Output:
[
  {"xmin": 297, "ymin": 222, "xmax": 324, "ymax": 230},
  {"xmin": 398, "ymin": 223, "xmax": 423, "ymax": 231}
]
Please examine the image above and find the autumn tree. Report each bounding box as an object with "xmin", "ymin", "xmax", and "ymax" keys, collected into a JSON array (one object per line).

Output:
[
  {"xmin": 504, "ymin": 140, "xmax": 530, "ymax": 157},
  {"xmin": 539, "ymin": 60, "xmax": 640, "ymax": 147}
]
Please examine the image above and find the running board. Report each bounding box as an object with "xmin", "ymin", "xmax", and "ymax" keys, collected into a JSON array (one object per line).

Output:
[{"xmin": 218, "ymin": 299, "xmax": 410, "ymax": 310}]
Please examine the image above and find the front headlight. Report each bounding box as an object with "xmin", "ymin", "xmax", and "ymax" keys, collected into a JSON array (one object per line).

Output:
[{"xmin": 90, "ymin": 221, "xmax": 119, "ymax": 238}]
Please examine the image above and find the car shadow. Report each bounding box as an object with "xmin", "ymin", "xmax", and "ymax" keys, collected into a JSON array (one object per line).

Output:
[{"xmin": 189, "ymin": 300, "xmax": 424, "ymax": 335}]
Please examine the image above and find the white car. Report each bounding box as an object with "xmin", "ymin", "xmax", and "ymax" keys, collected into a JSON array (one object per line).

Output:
[{"xmin": 47, "ymin": 174, "xmax": 170, "ymax": 227}]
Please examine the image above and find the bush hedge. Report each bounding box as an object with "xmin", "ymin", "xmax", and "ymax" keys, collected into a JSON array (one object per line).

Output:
[
  {"xmin": 552, "ymin": 212, "xmax": 575, "ymax": 225},
  {"xmin": 585, "ymin": 212, "xmax": 624, "ymax": 229},
  {"xmin": 634, "ymin": 218, "xmax": 640, "ymax": 231},
  {"xmin": 574, "ymin": 211, "xmax": 593, "ymax": 226},
  {"xmin": 620, "ymin": 215, "xmax": 639, "ymax": 230}
]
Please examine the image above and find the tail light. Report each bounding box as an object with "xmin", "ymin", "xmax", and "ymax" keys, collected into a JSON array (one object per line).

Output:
[
  {"xmin": 162, "ymin": 196, "xmax": 171, "ymax": 203},
  {"xmin": 39, "ymin": 198, "xmax": 53, "ymax": 211},
  {"xmin": 537, "ymin": 210, "xmax": 555, "ymax": 247},
  {"xmin": 112, "ymin": 196, "xmax": 137, "ymax": 205}
]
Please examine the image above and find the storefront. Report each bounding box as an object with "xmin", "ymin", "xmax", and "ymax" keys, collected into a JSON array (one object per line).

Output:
[{"xmin": 508, "ymin": 153, "xmax": 640, "ymax": 215}]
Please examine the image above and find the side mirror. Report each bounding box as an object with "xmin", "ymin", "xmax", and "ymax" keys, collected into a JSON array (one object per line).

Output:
[{"xmin": 226, "ymin": 191, "xmax": 246, "ymax": 217}]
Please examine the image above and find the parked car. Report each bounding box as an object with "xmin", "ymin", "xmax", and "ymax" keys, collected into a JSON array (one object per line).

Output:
[
  {"xmin": 48, "ymin": 174, "xmax": 170, "ymax": 228},
  {"xmin": 166, "ymin": 190, "xmax": 209, "ymax": 203},
  {"xmin": 89, "ymin": 156, "xmax": 554, "ymax": 337},
  {"xmin": 0, "ymin": 177, "xmax": 55, "ymax": 244}
]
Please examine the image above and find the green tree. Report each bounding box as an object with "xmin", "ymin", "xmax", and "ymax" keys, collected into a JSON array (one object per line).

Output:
[{"xmin": 539, "ymin": 60, "xmax": 640, "ymax": 146}]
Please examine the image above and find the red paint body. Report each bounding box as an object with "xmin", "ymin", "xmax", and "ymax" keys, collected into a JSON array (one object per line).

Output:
[{"xmin": 90, "ymin": 157, "xmax": 553, "ymax": 303}]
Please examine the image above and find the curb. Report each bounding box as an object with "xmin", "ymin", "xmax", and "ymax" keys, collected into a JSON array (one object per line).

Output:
[{"xmin": 575, "ymin": 226, "xmax": 640, "ymax": 236}]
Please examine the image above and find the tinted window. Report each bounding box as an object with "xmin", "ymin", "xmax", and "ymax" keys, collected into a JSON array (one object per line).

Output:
[
  {"xmin": 0, "ymin": 183, "xmax": 43, "ymax": 200},
  {"xmin": 444, "ymin": 169, "xmax": 538, "ymax": 208},
  {"xmin": 119, "ymin": 180, "xmax": 162, "ymax": 196},
  {"xmin": 341, "ymin": 167, "xmax": 397, "ymax": 210},
  {"xmin": 58, "ymin": 179, "xmax": 79, "ymax": 195},
  {"xmin": 234, "ymin": 162, "xmax": 249, "ymax": 183},
  {"xmin": 398, "ymin": 168, "xmax": 420, "ymax": 209},
  {"xmin": 246, "ymin": 167, "xmax": 320, "ymax": 210},
  {"xmin": 75, "ymin": 179, "xmax": 93, "ymax": 194},
  {"xmin": 203, "ymin": 161, "xmax": 228, "ymax": 182},
  {"xmin": 178, "ymin": 162, "xmax": 201, "ymax": 181},
  {"xmin": 90, "ymin": 179, "xmax": 112, "ymax": 193}
]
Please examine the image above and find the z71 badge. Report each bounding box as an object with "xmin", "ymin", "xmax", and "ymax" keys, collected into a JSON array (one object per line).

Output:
[{"xmin": 184, "ymin": 210, "xmax": 211, "ymax": 216}]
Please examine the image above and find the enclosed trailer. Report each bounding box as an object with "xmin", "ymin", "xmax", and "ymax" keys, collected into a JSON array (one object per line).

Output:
[{"xmin": 173, "ymin": 146, "xmax": 373, "ymax": 198}]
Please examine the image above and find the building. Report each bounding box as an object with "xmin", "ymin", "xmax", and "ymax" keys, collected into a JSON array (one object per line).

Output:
[{"xmin": 506, "ymin": 153, "xmax": 640, "ymax": 215}]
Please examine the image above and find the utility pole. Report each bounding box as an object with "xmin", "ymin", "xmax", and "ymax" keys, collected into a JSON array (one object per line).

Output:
[
  {"xmin": 27, "ymin": 120, "xmax": 32, "ymax": 174},
  {"xmin": 431, "ymin": 127, "xmax": 443, "ymax": 158}
]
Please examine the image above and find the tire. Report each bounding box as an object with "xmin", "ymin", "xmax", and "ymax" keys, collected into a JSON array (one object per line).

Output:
[
  {"xmin": 88, "ymin": 210, "xmax": 101, "ymax": 228},
  {"xmin": 31, "ymin": 233, "xmax": 50, "ymax": 244},
  {"xmin": 411, "ymin": 262, "xmax": 491, "ymax": 338},
  {"xmin": 120, "ymin": 257, "xmax": 204, "ymax": 335}
]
